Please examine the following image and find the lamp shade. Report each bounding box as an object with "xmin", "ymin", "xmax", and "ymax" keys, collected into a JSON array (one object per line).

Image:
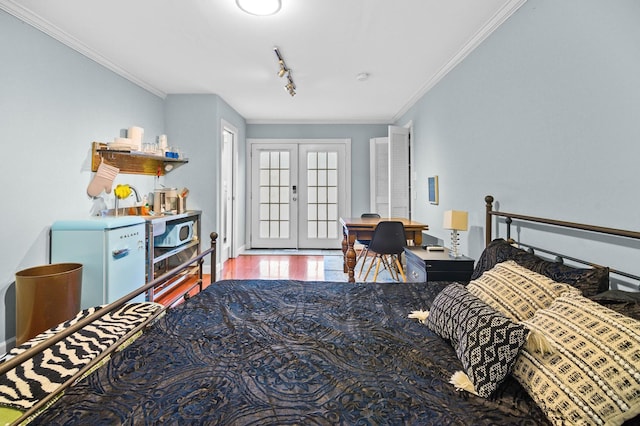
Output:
[{"xmin": 443, "ymin": 210, "xmax": 468, "ymax": 231}]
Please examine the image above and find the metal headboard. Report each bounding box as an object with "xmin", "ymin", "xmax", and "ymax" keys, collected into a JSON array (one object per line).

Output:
[{"xmin": 484, "ymin": 195, "xmax": 640, "ymax": 282}]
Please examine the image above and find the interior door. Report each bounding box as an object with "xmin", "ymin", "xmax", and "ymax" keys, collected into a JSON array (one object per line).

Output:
[
  {"xmin": 369, "ymin": 137, "xmax": 389, "ymax": 215},
  {"xmin": 369, "ymin": 126, "xmax": 410, "ymax": 217},
  {"xmin": 250, "ymin": 143, "xmax": 298, "ymax": 248},
  {"xmin": 388, "ymin": 125, "xmax": 410, "ymax": 217},
  {"xmin": 220, "ymin": 127, "xmax": 235, "ymax": 263}
]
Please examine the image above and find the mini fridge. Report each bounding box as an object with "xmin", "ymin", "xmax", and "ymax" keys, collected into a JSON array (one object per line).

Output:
[{"xmin": 51, "ymin": 216, "xmax": 146, "ymax": 309}]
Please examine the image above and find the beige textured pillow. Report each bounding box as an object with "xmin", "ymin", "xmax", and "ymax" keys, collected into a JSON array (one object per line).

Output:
[
  {"xmin": 467, "ymin": 260, "xmax": 579, "ymax": 321},
  {"xmin": 513, "ymin": 292, "xmax": 640, "ymax": 426}
]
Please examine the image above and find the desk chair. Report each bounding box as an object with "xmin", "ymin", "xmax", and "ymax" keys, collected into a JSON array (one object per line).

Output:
[
  {"xmin": 355, "ymin": 213, "xmax": 380, "ymax": 277},
  {"xmin": 362, "ymin": 221, "xmax": 407, "ymax": 282}
]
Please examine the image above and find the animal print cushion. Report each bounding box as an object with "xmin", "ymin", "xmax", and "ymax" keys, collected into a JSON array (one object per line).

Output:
[
  {"xmin": 467, "ymin": 260, "xmax": 579, "ymax": 322},
  {"xmin": 426, "ymin": 283, "xmax": 529, "ymax": 398},
  {"xmin": 0, "ymin": 303, "xmax": 162, "ymax": 411},
  {"xmin": 513, "ymin": 292, "xmax": 640, "ymax": 425}
]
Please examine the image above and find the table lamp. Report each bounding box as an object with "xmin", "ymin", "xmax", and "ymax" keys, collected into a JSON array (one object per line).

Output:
[{"xmin": 443, "ymin": 210, "xmax": 468, "ymax": 258}]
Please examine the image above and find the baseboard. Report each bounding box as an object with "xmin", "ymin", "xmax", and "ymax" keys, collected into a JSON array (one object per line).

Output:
[{"xmin": 0, "ymin": 336, "xmax": 16, "ymax": 358}]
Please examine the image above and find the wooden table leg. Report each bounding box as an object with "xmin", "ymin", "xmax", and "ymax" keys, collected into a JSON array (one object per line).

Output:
[
  {"xmin": 341, "ymin": 227, "xmax": 357, "ymax": 283},
  {"xmin": 342, "ymin": 228, "xmax": 348, "ymax": 273},
  {"xmin": 413, "ymin": 230, "xmax": 423, "ymax": 246}
]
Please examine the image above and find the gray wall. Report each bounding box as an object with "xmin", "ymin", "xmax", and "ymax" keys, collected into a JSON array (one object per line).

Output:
[
  {"xmin": 2, "ymin": 0, "xmax": 640, "ymax": 351},
  {"xmin": 0, "ymin": 10, "xmax": 166, "ymax": 350},
  {"xmin": 399, "ymin": 0, "xmax": 640, "ymax": 287},
  {"xmin": 164, "ymin": 94, "xmax": 247, "ymax": 260},
  {"xmin": 0, "ymin": 11, "xmax": 248, "ymax": 351}
]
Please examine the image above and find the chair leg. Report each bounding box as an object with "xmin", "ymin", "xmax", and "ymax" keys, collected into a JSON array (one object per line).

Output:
[
  {"xmin": 372, "ymin": 257, "xmax": 382, "ymax": 282},
  {"xmin": 357, "ymin": 247, "xmax": 370, "ymax": 278},
  {"xmin": 355, "ymin": 246, "xmax": 365, "ymax": 264},
  {"xmin": 381, "ymin": 255, "xmax": 398, "ymax": 281},
  {"xmin": 363, "ymin": 255, "xmax": 377, "ymax": 281},
  {"xmin": 394, "ymin": 256, "xmax": 406, "ymax": 282}
]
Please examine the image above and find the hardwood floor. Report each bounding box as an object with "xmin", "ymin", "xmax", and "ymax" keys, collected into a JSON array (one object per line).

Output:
[
  {"xmin": 156, "ymin": 254, "xmax": 326, "ymax": 306},
  {"xmin": 220, "ymin": 255, "xmax": 325, "ymax": 280}
]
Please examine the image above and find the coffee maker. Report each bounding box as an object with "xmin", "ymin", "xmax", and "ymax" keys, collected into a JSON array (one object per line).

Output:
[{"xmin": 153, "ymin": 188, "xmax": 178, "ymax": 214}]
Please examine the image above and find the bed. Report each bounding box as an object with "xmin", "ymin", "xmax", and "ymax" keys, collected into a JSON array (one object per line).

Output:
[{"xmin": 1, "ymin": 195, "xmax": 639, "ymax": 425}]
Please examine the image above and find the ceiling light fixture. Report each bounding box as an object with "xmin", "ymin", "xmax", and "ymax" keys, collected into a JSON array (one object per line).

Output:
[
  {"xmin": 274, "ymin": 47, "xmax": 296, "ymax": 97},
  {"xmin": 236, "ymin": 0, "xmax": 281, "ymax": 16},
  {"xmin": 356, "ymin": 72, "xmax": 370, "ymax": 82}
]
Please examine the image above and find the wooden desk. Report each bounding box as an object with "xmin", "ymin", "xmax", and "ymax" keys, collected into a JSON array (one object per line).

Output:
[{"xmin": 340, "ymin": 217, "xmax": 429, "ymax": 283}]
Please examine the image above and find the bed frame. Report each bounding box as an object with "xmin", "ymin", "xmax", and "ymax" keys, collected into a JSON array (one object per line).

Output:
[
  {"xmin": 485, "ymin": 194, "xmax": 640, "ymax": 285},
  {"xmin": 0, "ymin": 232, "xmax": 219, "ymax": 424},
  {"xmin": 3, "ymin": 196, "xmax": 640, "ymax": 424}
]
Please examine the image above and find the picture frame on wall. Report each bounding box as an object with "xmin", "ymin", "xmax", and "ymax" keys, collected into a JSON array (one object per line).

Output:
[{"xmin": 428, "ymin": 176, "xmax": 439, "ymax": 205}]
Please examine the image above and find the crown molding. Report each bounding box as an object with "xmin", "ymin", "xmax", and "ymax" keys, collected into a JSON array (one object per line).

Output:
[
  {"xmin": 0, "ymin": 0, "xmax": 166, "ymax": 98},
  {"xmin": 245, "ymin": 118, "xmax": 392, "ymax": 125},
  {"xmin": 1, "ymin": 0, "xmax": 525, "ymax": 120},
  {"xmin": 392, "ymin": 0, "xmax": 527, "ymax": 122}
]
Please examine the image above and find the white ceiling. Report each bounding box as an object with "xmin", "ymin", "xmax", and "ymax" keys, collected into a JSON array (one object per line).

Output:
[{"xmin": 1, "ymin": 0, "xmax": 525, "ymax": 123}]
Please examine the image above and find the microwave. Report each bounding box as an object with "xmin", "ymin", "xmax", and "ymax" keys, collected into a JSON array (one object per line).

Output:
[{"xmin": 154, "ymin": 220, "xmax": 194, "ymax": 247}]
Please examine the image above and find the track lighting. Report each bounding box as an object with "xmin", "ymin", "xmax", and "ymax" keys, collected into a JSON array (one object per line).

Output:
[
  {"xmin": 284, "ymin": 74, "xmax": 296, "ymax": 96},
  {"xmin": 273, "ymin": 47, "xmax": 296, "ymax": 97},
  {"xmin": 277, "ymin": 60, "xmax": 287, "ymax": 78}
]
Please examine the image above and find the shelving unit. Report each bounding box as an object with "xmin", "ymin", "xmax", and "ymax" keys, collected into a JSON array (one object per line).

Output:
[
  {"xmin": 145, "ymin": 211, "xmax": 202, "ymax": 302},
  {"xmin": 90, "ymin": 142, "xmax": 199, "ymax": 302},
  {"xmin": 91, "ymin": 141, "xmax": 188, "ymax": 176}
]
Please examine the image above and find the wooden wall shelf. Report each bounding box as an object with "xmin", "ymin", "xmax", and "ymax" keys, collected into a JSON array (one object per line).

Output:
[{"xmin": 91, "ymin": 142, "xmax": 188, "ymax": 176}]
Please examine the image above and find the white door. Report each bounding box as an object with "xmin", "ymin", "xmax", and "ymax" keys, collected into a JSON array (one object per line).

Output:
[
  {"xmin": 369, "ymin": 137, "xmax": 389, "ymax": 215},
  {"xmin": 250, "ymin": 143, "xmax": 299, "ymax": 248},
  {"xmin": 249, "ymin": 140, "xmax": 350, "ymax": 249},
  {"xmin": 220, "ymin": 125, "xmax": 235, "ymax": 263},
  {"xmin": 388, "ymin": 125, "xmax": 410, "ymax": 217},
  {"xmin": 298, "ymin": 143, "xmax": 347, "ymax": 249},
  {"xmin": 369, "ymin": 126, "xmax": 410, "ymax": 217}
]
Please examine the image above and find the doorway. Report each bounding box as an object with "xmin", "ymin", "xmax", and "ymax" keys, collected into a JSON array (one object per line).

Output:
[
  {"xmin": 220, "ymin": 120, "xmax": 238, "ymax": 264},
  {"xmin": 248, "ymin": 139, "xmax": 351, "ymax": 249},
  {"xmin": 369, "ymin": 124, "xmax": 412, "ymax": 218}
]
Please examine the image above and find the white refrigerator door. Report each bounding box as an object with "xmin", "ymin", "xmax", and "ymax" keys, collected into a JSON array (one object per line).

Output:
[{"xmin": 104, "ymin": 223, "xmax": 146, "ymax": 303}]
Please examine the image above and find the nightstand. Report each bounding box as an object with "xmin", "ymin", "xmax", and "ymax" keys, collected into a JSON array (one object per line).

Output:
[{"xmin": 404, "ymin": 246, "xmax": 474, "ymax": 283}]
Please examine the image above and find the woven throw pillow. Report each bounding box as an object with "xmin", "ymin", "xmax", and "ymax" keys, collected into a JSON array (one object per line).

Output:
[
  {"xmin": 522, "ymin": 259, "xmax": 609, "ymax": 298},
  {"xmin": 467, "ymin": 260, "xmax": 579, "ymax": 322},
  {"xmin": 513, "ymin": 292, "xmax": 640, "ymax": 426},
  {"xmin": 425, "ymin": 283, "xmax": 529, "ymax": 398},
  {"xmin": 472, "ymin": 239, "xmax": 610, "ymax": 297}
]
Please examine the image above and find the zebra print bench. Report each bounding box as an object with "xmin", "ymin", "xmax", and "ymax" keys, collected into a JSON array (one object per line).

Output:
[{"xmin": 0, "ymin": 303, "xmax": 162, "ymax": 417}]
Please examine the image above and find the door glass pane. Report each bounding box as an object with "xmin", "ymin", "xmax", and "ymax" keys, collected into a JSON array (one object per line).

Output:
[
  {"xmin": 318, "ymin": 170, "xmax": 327, "ymax": 186},
  {"xmin": 259, "ymin": 151, "xmax": 290, "ymax": 239},
  {"xmin": 307, "ymin": 222, "xmax": 317, "ymax": 238},
  {"xmin": 308, "ymin": 187, "xmax": 317, "ymax": 203},
  {"xmin": 308, "ymin": 204, "xmax": 317, "ymax": 220},
  {"xmin": 305, "ymin": 150, "xmax": 338, "ymax": 240},
  {"xmin": 318, "ymin": 152, "xmax": 327, "ymax": 168},
  {"xmin": 327, "ymin": 152, "xmax": 337, "ymax": 169},
  {"xmin": 280, "ymin": 170, "xmax": 290, "ymax": 186},
  {"xmin": 327, "ymin": 187, "xmax": 337, "ymax": 203}
]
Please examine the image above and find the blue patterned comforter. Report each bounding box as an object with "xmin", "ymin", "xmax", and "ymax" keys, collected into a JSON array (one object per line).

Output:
[{"xmin": 32, "ymin": 280, "xmax": 548, "ymax": 425}]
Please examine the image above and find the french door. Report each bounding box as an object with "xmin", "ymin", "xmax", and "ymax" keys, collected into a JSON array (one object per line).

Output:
[{"xmin": 249, "ymin": 140, "xmax": 350, "ymax": 249}]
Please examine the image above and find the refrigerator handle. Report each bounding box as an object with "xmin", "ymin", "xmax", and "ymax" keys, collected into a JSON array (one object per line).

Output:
[{"xmin": 112, "ymin": 248, "xmax": 130, "ymax": 259}]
